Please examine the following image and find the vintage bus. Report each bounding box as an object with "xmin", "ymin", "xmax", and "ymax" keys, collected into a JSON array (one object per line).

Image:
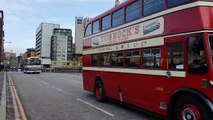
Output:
[
  {"xmin": 23, "ymin": 57, "xmax": 42, "ymax": 74},
  {"xmin": 83, "ymin": 0, "xmax": 213, "ymax": 119}
]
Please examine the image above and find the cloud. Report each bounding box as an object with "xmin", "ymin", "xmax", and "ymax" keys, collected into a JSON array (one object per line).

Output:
[
  {"xmin": 1, "ymin": 0, "xmax": 116, "ymax": 55},
  {"xmin": 6, "ymin": 15, "xmax": 22, "ymax": 24},
  {"xmin": 0, "ymin": 0, "xmax": 33, "ymax": 14}
]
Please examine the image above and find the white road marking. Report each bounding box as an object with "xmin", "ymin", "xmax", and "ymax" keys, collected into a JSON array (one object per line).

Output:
[
  {"xmin": 56, "ymin": 88, "xmax": 64, "ymax": 93},
  {"xmin": 40, "ymin": 80, "xmax": 69, "ymax": 94},
  {"xmin": 41, "ymin": 81, "xmax": 48, "ymax": 85},
  {"xmin": 77, "ymin": 98, "xmax": 115, "ymax": 117},
  {"xmin": 50, "ymin": 85, "xmax": 68, "ymax": 94}
]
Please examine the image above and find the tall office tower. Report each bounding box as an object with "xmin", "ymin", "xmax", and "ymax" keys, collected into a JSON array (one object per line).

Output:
[
  {"xmin": 75, "ymin": 17, "xmax": 91, "ymax": 56},
  {"xmin": 51, "ymin": 28, "xmax": 73, "ymax": 68},
  {"xmin": 35, "ymin": 23, "xmax": 60, "ymax": 68}
]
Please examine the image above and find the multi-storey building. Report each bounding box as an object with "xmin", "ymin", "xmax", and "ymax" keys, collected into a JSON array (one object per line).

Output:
[
  {"xmin": 75, "ymin": 17, "xmax": 91, "ymax": 56},
  {"xmin": 4, "ymin": 51, "xmax": 18, "ymax": 69},
  {"xmin": 72, "ymin": 43, "xmax": 75, "ymax": 55},
  {"xmin": 0, "ymin": 11, "xmax": 4, "ymax": 66},
  {"xmin": 51, "ymin": 28, "xmax": 73, "ymax": 68},
  {"xmin": 35, "ymin": 23, "xmax": 60, "ymax": 68}
]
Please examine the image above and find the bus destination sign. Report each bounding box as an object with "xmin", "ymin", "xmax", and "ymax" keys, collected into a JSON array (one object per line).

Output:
[{"xmin": 92, "ymin": 17, "xmax": 164, "ymax": 47}]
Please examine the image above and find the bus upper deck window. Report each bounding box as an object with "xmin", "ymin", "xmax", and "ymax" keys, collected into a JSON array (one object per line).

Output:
[
  {"xmin": 188, "ymin": 36, "xmax": 208, "ymax": 74},
  {"xmin": 85, "ymin": 24, "xmax": 92, "ymax": 37},
  {"xmin": 144, "ymin": 0, "xmax": 164, "ymax": 16},
  {"xmin": 168, "ymin": 0, "xmax": 192, "ymax": 8}
]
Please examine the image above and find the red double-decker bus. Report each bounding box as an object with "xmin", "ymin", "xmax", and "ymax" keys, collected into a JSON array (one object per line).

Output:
[{"xmin": 83, "ymin": 0, "xmax": 213, "ymax": 119}]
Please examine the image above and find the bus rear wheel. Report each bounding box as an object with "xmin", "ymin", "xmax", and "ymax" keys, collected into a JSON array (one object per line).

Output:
[
  {"xmin": 94, "ymin": 80, "xmax": 105, "ymax": 102},
  {"xmin": 174, "ymin": 96, "xmax": 211, "ymax": 120}
]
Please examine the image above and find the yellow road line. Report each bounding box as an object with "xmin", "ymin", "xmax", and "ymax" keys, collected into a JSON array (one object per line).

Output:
[
  {"xmin": 7, "ymin": 73, "xmax": 27, "ymax": 120},
  {"xmin": 11, "ymin": 79, "xmax": 27, "ymax": 120},
  {"xmin": 7, "ymin": 73, "xmax": 20, "ymax": 119}
]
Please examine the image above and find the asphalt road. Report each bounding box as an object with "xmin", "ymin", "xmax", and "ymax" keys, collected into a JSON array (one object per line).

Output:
[{"xmin": 10, "ymin": 72, "xmax": 163, "ymax": 120}]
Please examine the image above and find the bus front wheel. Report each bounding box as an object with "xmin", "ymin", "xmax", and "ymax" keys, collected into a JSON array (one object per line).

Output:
[
  {"xmin": 94, "ymin": 80, "xmax": 105, "ymax": 102},
  {"xmin": 174, "ymin": 96, "xmax": 211, "ymax": 120}
]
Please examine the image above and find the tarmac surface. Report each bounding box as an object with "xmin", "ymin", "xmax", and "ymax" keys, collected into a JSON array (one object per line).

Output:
[{"xmin": 8, "ymin": 72, "xmax": 163, "ymax": 120}]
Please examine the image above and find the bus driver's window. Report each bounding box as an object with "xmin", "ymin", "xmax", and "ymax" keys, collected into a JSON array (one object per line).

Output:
[{"xmin": 188, "ymin": 36, "xmax": 208, "ymax": 74}]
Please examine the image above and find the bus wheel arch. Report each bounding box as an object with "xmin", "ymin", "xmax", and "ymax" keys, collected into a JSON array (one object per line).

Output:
[
  {"xmin": 94, "ymin": 77, "xmax": 106, "ymax": 102},
  {"xmin": 168, "ymin": 88, "xmax": 213, "ymax": 120}
]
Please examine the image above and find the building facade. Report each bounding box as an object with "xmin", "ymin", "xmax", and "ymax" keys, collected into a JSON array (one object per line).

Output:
[
  {"xmin": 35, "ymin": 23, "xmax": 60, "ymax": 68},
  {"xmin": 0, "ymin": 11, "xmax": 4, "ymax": 66},
  {"xmin": 75, "ymin": 17, "xmax": 91, "ymax": 56},
  {"xmin": 51, "ymin": 28, "xmax": 73, "ymax": 68},
  {"xmin": 4, "ymin": 51, "xmax": 18, "ymax": 69}
]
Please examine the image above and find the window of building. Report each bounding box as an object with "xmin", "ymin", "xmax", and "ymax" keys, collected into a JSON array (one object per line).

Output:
[
  {"xmin": 102, "ymin": 15, "xmax": 111, "ymax": 30},
  {"xmin": 125, "ymin": 50, "xmax": 140, "ymax": 68},
  {"xmin": 100, "ymin": 53, "xmax": 110, "ymax": 67},
  {"xmin": 168, "ymin": 0, "xmax": 192, "ymax": 7},
  {"xmin": 143, "ymin": 47, "xmax": 161, "ymax": 68},
  {"xmin": 112, "ymin": 8, "xmax": 124, "ymax": 27},
  {"xmin": 85, "ymin": 23, "xmax": 92, "ymax": 37},
  {"xmin": 126, "ymin": 0, "xmax": 141, "ymax": 22},
  {"xmin": 93, "ymin": 20, "xmax": 100, "ymax": 34},
  {"xmin": 92, "ymin": 54, "xmax": 99, "ymax": 66},
  {"xmin": 144, "ymin": 0, "xmax": 164, "ymax": 16},
  {"xmin": 167, "ymin": 42, "xmax": 184, "ymax": 70},
  {"xmin": 188, "ymin": 36, "xmax": 208, "ymax": 74},
  {"xmin": 112, "ymin": 52, "xmax": 124, "ymax": 67}
]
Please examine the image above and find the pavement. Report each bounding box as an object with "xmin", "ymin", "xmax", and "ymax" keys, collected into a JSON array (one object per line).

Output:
[
  {"xmin": 0, "ymin": 72, "xmax": 4, "ymax": 100},
  {"xmin": 0, "ymin": 72, "xmax": 6, "ymax": 120}
]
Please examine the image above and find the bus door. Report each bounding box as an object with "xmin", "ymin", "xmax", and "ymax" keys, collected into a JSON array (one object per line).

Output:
[
  {"xmin": 133, "ymin": 36, "xmax": 187, "ymax": 113},
  {"xmin": 163, "ymin": 36, "xmax": 187, "ymax": 110},
  {"xmin": 185, "ymin": 34, "xmax": 209, "ymax": 90},
  {"xmin": 165, "ymin": 33, "xmax": 209, "ymax": 108}
]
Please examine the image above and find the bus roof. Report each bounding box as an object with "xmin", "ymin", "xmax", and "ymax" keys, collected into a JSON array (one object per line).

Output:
[{"xmin": 91, "ymin": 0, "xmax": 135, "ymax": 23}]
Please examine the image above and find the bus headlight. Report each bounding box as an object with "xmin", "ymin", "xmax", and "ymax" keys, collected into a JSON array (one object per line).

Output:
[{"xmin": 210, "ymin": 81, "xmax": 213, "ymax": 87}]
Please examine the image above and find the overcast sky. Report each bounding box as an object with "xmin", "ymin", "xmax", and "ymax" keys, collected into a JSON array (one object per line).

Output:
[{"xmin": 0, "ymin": 0, "xmax": 116, "ymax": 55}]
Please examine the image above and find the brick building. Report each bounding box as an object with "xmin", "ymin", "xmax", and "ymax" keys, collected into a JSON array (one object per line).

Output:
[{"xmin": 0, "ymin": 11, "xmax": 4, "ymax": 65}]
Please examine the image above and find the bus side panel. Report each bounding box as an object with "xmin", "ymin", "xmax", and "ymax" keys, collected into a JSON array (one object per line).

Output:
[
  {"xmin": 164, "ymin": 7, "xmax": 203, "ymax": 35},
  {"xmin": 83, "ymin": 70, "xmax": 95, "ymax": 92},
  {"xmin": 83, "ymin": 55, "xmax": 92, "ymax": 67},
  {"xmin": 117, "ymin": 72, "xmax": 168, "ymax": 116},
  {"xmin": 199, "ymin": 7, "xmax": 213, "ymax": 30},
  {"xmin": 95, "ymin": 70, "xmax": 168, "ymax": 116},
  {"xmin": 102, "ymin": 71, "xmax": 122, "ymax": 101},
  {"xmin": 83, "ymin": 38, "xmax": 92, "ymax": 49}
]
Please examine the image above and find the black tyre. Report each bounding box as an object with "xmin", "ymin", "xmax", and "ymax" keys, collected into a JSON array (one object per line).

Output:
[
  {"xmin": 174, "ymin": 96, "xmax": 212, "ymax": 120},
  {"xmin": 94, "ymin": 80, "xmax": 105, "ymax": 102}
]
